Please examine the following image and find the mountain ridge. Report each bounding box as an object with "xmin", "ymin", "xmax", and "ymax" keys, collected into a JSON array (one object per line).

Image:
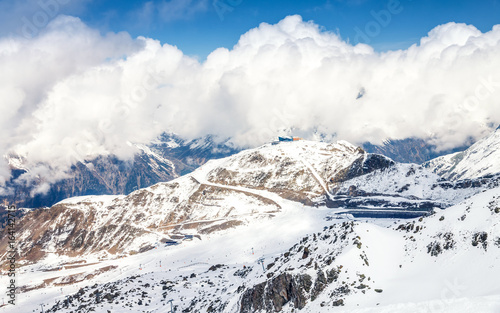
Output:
[{"xmin": 424, "ymin": 128, "xmax": 500, "ymax": 180}]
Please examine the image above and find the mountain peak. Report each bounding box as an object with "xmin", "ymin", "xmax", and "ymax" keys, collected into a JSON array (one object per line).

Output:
[{"xmin": 424, "ymin": 127, "xmax": 500, "ymax": 180}]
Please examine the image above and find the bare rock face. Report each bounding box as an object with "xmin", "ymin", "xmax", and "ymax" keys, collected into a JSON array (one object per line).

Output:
[
  {"xmin": 240, "ymin": 273, "xmax": 312, "ymax": 313},
  {"xmin": 329, "ymin": 153, "xmax": 395, "ymax": 184},
  {"xmin": 311, "ymin": 269, "xmax": 327, "ymax": 301},
  {"xmin": 239, "ymin": 259, "xmax": 342, "ymax": 311}
]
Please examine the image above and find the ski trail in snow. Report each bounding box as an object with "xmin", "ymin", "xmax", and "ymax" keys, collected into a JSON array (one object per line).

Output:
[
  {"xmin": 156, "ymin": 208, "xmax": 279, "ymax": 230},
  {"xmin": 190, "ymin": 175, "xmax": 295, "ymax": 211},
  {"xmin": 177, "ymin": 262, "xmax": 209, "ymax": 270},
  {"xmin": 300, "ymin": 158, "xmax": 333, "ymax": 199}
]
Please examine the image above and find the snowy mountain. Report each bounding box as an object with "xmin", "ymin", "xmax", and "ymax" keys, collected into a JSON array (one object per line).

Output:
[
  {"xmin": 1, "ymin": 139, "xmax": 499, "ymax": 312},
  {"xmin": 1, "ymin": 145, "xmax": 178, "ymax": 210},
  {"xmin": 329, "ymin": 162, "xmax": 500, "ymax": 218},
  {"xmin": 424, "ymin": 127, "xmax": 500, "ymax": 180}
]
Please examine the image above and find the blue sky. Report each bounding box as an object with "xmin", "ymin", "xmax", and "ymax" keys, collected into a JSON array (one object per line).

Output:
[{"xmin": 2, "ymin": 0, "xmax": 500, "ymax": 58}]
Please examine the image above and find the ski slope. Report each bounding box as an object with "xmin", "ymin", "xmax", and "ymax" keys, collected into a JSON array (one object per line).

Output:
[{"xmin": 2, "ymin": 184, "xmax": 499, "ymax": 313}]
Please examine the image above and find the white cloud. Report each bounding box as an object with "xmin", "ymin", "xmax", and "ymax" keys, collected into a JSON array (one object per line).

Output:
[{"xmin": 2, "ymin": 14, "xmax": 500, "ymax": 191}]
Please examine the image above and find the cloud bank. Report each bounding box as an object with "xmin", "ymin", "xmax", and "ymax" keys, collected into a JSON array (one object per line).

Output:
[{"xmin": 2, "ymin": 14, "xmax": 500, "ymax": 191}]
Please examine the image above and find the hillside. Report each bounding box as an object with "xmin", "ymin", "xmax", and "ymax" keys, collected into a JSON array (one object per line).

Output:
[
  {"xmin": 0, "ymin": 140, "xmax": 371, "ymax": 265},
  {"xmin": 3, "ymin": 140, "xmax": 495, "ymax": 266},
  {"xmin": 2, "ymin": 180, "xmax": 499, "ymax": 313}
]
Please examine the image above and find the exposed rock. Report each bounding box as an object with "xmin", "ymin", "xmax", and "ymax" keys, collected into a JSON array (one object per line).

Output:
[
  {"xmin": 329, "ymin": 154, "xmax": 395, "ymax": 185},
  {"xmin": 326, "ymin": 268, "xmax": 340, "ymax": 284},
  {"xmin": 472, "ymin": 232, "xmax": 488, "ymax": 250},
  {"xmin": 311, "ymin": 269, "xmax": 327, "ymax": 301},
  {"xmin": 239, "ymin": 273, "xmax": 312, "ymax": 313},
  {"xmin": 208, "ymin": 264, "xmax": 224, "ymax": 271},
  {"xmin": 332, "ymin": 299, "xmax": 344, "ymax": 306},
  {"xmin": 427, "ymin": 241, "xmax": 442, "ymax": 257},
  {"xmin": 302, "ymin": 247, "xmax": 310, "ymax": 259}
]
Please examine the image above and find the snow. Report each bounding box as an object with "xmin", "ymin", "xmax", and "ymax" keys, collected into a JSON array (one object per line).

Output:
[
  {"xmin": 4, "ymin": 153, "xmax": 29, "ymax": 173},
  {"xmin": 425, "ymin": 128, "xmax": 500, "ymax": 180},
  {"xmin": 134, "ymin": 143, "xmax": 178, "ymax": 176},
  {"xmin": 203, "ymin": 140, "xmax": 363, "ymax": 204},
  {"xmin": 3, "ymin": 184, "xmax": 500, "ymax": 313},
  {"xmin": 335, "ymin": 163, "xmax": 484, "ymax": 205},
  {"xmin": 55, "ymin": 195, "xmax": 122, "ymax": 206},
  {"xmin": 150, "ymin": 137, "xmax": 181, "ymax": 148}
]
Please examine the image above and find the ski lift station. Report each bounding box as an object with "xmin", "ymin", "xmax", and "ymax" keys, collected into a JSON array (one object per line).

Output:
[
  {"xmin": 278, "ymin": 136, "xmax": 302, "ymax": 142},
  {"xmin": 272, "ymin": 136, "xmax": 302, "ymax": 144}
]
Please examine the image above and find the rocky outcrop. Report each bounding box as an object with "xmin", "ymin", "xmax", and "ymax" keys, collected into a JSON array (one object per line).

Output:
[
  {"xmin": 240, "ymin": 273, "xmax": 312, "ymax": 313},
  {"xmin": 329, "ymin": 153, "xmax": 395, "ymax": 185},
  {"xmin": 239, "ymin": 252, "xmax": 343, "ymax": 312}
]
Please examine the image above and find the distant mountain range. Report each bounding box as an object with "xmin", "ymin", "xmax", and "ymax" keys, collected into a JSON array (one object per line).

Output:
[
  {"xmin": 1, "ymin": 134, "xmax": 239, "ymax": 209},
  {"xmin": 363, "ymin": 138, "xmax": 471, "ymax": 164}
]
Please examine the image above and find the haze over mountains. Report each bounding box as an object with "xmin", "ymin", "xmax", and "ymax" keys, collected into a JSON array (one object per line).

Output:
[{"xmin": 1, "ymin": 134, "xmax": 238, "ymax": 209}]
